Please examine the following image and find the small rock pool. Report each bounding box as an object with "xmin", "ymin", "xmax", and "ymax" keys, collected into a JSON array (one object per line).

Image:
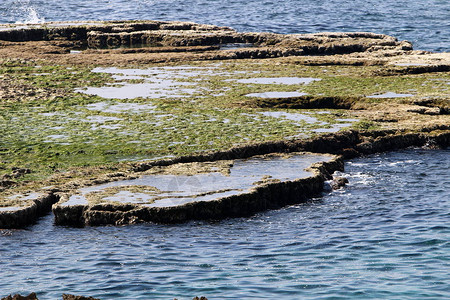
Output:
[{"xmin": 61, "ymin": 153, "xmax": 333, "ymax": 207}]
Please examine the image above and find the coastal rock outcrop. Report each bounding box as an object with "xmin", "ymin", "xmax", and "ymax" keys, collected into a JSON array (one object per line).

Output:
[
  {"xmin": 331, "ymin": 176, "xmax": 349, "ymax": 190},
  {"xmin": 0, "ymin": 20, "xmax": 448, "ymax": 229},
  {"xmin": 0, "ymin": 20, "xmax": 417, "ymax": 64},
  {"xmin": 53, "ymin": 154, "xmax": 344, "ymax": 227},
  {"xmin": 51, "ymin": 128, "xmax": 449, "ymax": 227},
  {"xmin": 1, "ymin": 128, "xmax": 448, "ymax": 229}
]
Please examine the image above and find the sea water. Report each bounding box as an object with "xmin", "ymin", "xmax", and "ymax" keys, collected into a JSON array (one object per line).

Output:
[
  {"xmin": 0, "ymin": 149, "xmax": 448, "ymax": 299},
  {"xmin": 0, "ymin": 0, "xmax": 449, "ymax": 52},
  {"xmin": 0, "ymin": 1, "xmax": 449, "ymax": 298}
]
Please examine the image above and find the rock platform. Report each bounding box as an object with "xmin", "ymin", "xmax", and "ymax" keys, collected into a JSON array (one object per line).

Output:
[
  {"xmin": 51, "ymin": 128, "xmax": 449, "ymax": 227},
  {"xmin": 0, "ymin": 19, "xmax": 435, "ymax": 66},
  {"xmin": 0, "ymin": 20, "xmax": 448, "ymax": 228}
]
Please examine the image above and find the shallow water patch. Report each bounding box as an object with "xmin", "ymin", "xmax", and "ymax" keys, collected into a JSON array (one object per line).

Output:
[
  {"xmin": 76, "ymin": 66, "xmax": 212, "ymax": 99},
  {"xmin": 312, "ymin": 117, "xmax": 358, "ymax": 133},
  {"xmin": 258, "ymin": 111, "xmax": 319, "ymax": 124},
  {"xmin": 0, "ymin": 192, "xmax": 45, "ymax": 210},
  {"xmin": 395, "ymin": 63, "xmax": 430, "ymax": 67},
  {"xmin": 83, "ymin": 115, "xmax": 123, "ymax": 123},
  {"xmin": 61, "ymin": 153, "xmax": 332, "ymax": 207},
  {"xmin": 43, "ymin": 134, "xmax": 71, "ymax": 144},
  {"xmin": 237, "ymin": 77, "xmax": 321, "ymax": 85},
  {"xmin": 85, "ymin": 101, "xmax": 157, "ymax": 114},
  {"xmin": 219, "ymin": 43, "xmax": 255, "ymax": 50},
  {"xmin": 75, "ymin": 65, "xmax": 258, "ymax": 101},
  {"xmin": 44, "ymin": 134, "xmax": 69, "ymax": 140},
  {"xmin": 0, "ymin": 206, "xmax": 21, "ymax": 211},
  {"xmin": 92, "ymin": 124, "xmax": 124, "ymax": 130},
  {"xmin": 76, "ymin": 82, "xmax": 197, "ymax": 99},
  {"xmin": 245, "ymin": 91, "xmax": 308, "ymax": 98}
]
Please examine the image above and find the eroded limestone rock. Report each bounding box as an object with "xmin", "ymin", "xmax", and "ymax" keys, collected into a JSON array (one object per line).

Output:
[
  {"xmin": 0, "ymin": 20, "xmax": 419, "ymax": 65},
  {"xmin": 0, "ymin": 20, "xmax": 448, "ymax": 228}
]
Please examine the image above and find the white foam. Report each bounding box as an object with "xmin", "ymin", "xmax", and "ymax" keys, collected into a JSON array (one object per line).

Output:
[{"xmin": 15, "ymin": 6, "xmax": 45, "ymax": 24}]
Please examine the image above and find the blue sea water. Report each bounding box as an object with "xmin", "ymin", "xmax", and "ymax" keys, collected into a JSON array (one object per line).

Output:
[
  {"xmin": 0, "ymin": 149, "xmax": 449, "ymax": 299},
  {"xmin": 0, "ymin": 1, "xmax": 449, "ymax": 299},
  {"xmin": 0, "ymin": 0, "xmax": 449, "ymax": 52}
]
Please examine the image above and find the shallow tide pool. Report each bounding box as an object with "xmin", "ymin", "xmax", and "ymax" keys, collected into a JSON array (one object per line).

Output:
[{"xmin": 62, "ymin": 153, "xmax": 332, "ymax": 207}]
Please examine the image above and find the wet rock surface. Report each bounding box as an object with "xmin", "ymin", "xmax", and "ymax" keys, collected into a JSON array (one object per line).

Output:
[
  {"xmin": 0, "ymin": 20, "xmax": 437, "ymax": 66},
  {"xmin": 1, "ymin": 128, "xmax": 448, "ymax": 228},
  {"xmin": 0, "ymin": 193, "xmax": 59, "ymax": 229},
  {"xmin": 0, "ymin": 20, "xmax": 449, "ymax": 228},
  {"xmin": 52, "ymin": 152, "xmax": 342, "ymax": 226},
  {"xmin": 331, "ymin": 176, "xmax": 349, "ymax": 190},
  {"xmin": 51, "ymin": 129, "xmax": 449, "ymax": 227}
]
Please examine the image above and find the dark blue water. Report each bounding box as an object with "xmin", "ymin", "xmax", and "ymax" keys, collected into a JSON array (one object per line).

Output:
[
  {"xmin": 1, "ymin": 149, "xmax": 448, "ymax": 299},
  {"xmin": 0, "ymin": 0, "xmax": 449, "ymax": 52}
]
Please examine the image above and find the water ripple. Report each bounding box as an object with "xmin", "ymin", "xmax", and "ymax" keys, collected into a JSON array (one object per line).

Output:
[
  {"xmin": 0, "ymin": 0, "xmax": 448, "ymax": 51},
  {"xmin": 0, "ymin": 149, "xmax": 449, "ymax": 299}
]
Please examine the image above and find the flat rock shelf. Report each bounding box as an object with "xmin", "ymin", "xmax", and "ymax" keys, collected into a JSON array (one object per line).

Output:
[
  {"xmin": 0, "ymin": 20, "xmax": 449, "ymax": 229},
  {"xmin": 52, "ymin": 152, "xmax": 342, "ymax": 227}
]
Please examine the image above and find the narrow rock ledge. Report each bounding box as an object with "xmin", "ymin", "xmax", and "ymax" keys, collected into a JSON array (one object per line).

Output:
[
  {"xmin": 52, "ymin": 155, "xmax": 343, "ymax": 227},
  {"xmin": 0, "ymin": 193, "xmax": 59, "ymax": 229}
]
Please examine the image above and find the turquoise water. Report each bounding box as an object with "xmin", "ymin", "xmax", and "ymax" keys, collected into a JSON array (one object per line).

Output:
[
  {"xmin": 0, "ymin": 0, "xmax": 449, "ymax": 51},
  {"xmin": 1, "ymin": 149, "xmax": 448, "ymax": 299}
]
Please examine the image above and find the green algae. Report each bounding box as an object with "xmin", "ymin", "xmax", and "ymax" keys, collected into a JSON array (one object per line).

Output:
[{"xmin": 0, "ymin": 58, "xmax": 449, "ymax": 196}]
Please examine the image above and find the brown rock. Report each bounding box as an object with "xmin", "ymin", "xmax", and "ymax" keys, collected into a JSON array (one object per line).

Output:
[
  {"xmin": 1, "ymin": 293, "xmax": 38, "ymax": 300},
  {"xmin": 331, "ymin": 176, "xmax": 349, "ymax": 190}
]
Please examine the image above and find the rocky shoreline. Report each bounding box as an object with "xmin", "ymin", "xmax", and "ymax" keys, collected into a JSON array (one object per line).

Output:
[
  {"xmin": 1, "ymin": 128, "xmax": 447, "ymax": 228},
  {"xmin": 0, "ymin": 20, "xmax": 449, "ymax": 229},
  {"xmin": 0, "ymin": 20, "xmax": 413, "ymax": 62},
  {"xmin": 0, "ymin": 20, "xmax": 449, "ymax": 300},
  {"xmin": 44, "ymin": 128, "xmax": 450, "ymax": 227}
]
